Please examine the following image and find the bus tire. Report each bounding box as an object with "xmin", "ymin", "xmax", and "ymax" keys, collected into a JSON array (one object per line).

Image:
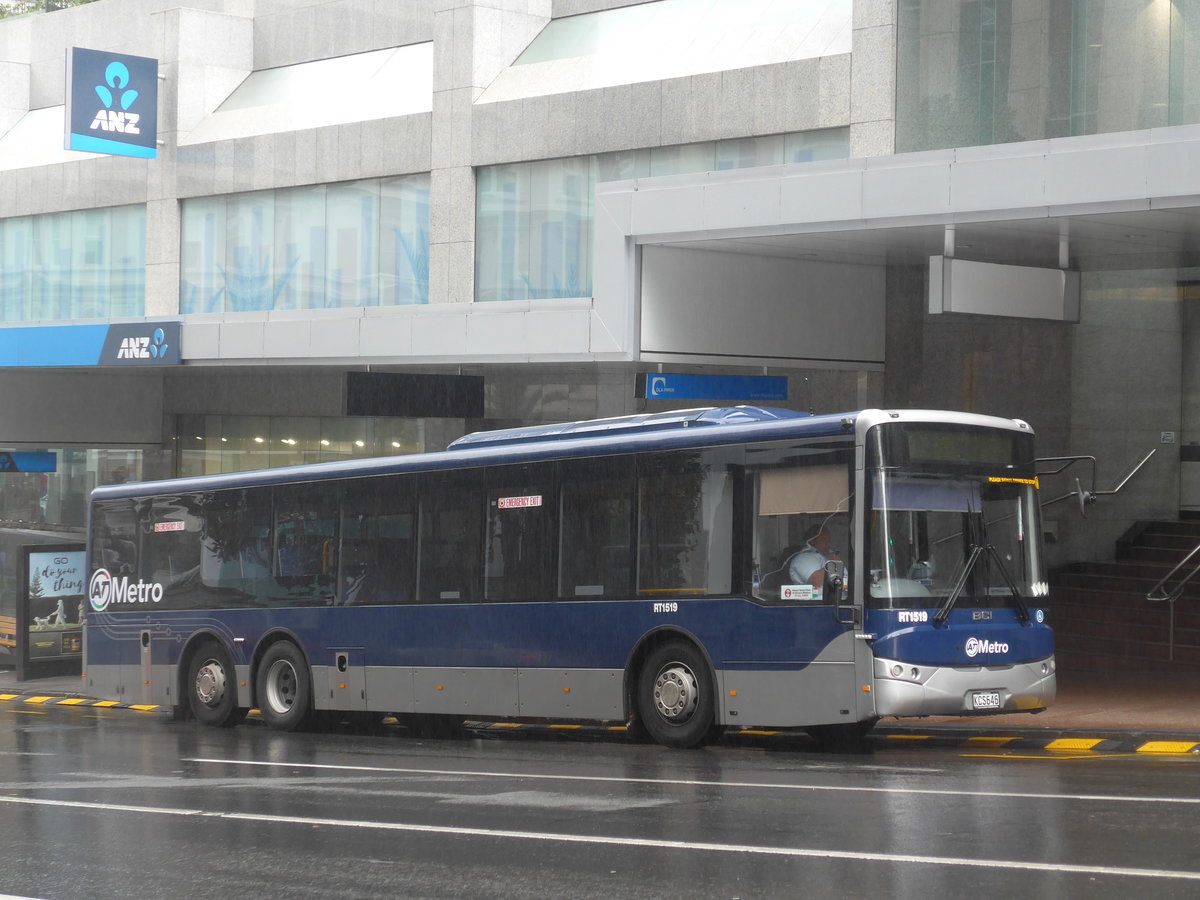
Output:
[
  {"xmin": 256, "ymin": 641, "xmax": 312, "ymax": 732},
  {"xmin": 187, "ymin": 639, "xmax": 239, "ymax": 728},
  {"xmin": 636, "ymin": 641, "xmax": 718, "ymax": 749}
]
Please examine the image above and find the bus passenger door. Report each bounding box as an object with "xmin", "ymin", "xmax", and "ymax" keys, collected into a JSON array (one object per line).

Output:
[{"xmin": 742, "ymin": 451, "xmax": 865, "ymax": 725}]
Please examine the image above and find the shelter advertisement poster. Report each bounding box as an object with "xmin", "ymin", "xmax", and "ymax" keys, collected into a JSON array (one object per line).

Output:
[{"xmin": 18, "ymin": 545, "xmax": 85, "ymax": 678}]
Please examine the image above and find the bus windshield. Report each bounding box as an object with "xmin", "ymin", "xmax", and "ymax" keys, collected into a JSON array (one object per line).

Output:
[{"xmin": 866, "ymin": 471, "xmax": 1045, "ymax": 611}]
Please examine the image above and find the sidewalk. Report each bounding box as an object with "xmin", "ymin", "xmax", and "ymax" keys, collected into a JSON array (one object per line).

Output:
[
  {"xmin": 0, "ymin": 667, "xmax": 89, "ymax": 698},
  {"xmin": 877, "ymin": 669, "xmax": 1200, "ymax": 742}
]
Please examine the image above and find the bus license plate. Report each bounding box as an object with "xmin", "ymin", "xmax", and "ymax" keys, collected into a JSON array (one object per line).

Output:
[{"xmin": 971, "ymin": 690, "xmax": 1001, "ymax": 710}]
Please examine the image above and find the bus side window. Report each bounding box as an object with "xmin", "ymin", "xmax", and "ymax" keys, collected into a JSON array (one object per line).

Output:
[
  {"xmin": 199, "ymin": 488, "xmax": 273, "ymax": 605},
  {"xmin": 637, "ymin": 453, "xmax": 733, "ymax": 597},
  {"xmin": 272, "ymin": 482, "xmax": 337, "ymax": 604},
  {"xmin": 339, "ymin": 476, "xmax": 415, "ymax": 605},
  {"xmin": 558, "ymin": 458, "xmax": 634, "ymax": 599},
  {"xmin": 91, "ymin": 499, "xmax": 137, "ymax": 576},
  {"xmin": 417, "ymin": 474, "xmax": 482, "ymax": 604},
  {"xmin": 485, "ymin": 467, "xmax": 554, "ymax": 602},
  {"xmin": 752, "ymin": 451, "xmax": 852, "ymax": 602},
  {"xmin": 140, "ymin": 496, "xmax": 203, "ymax": 601}
]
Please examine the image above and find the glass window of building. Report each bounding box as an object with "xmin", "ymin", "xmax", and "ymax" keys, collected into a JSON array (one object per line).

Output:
[
  {"xmin": 0, "ymin": 205, "xmax": 146, "ymax": 323},
  {"xmin": 896, "ymin": 0, "xmax": 1200, "ymax": 153},
  {"xmin": 180, "ymin": 174, "xmax": 430, "ymax": 313},
  {"xmin": 176, "ymin": 414, "xmax": 435, "ymax": 477},
  {"xmin": 475, "ymin": 129, "xmax": 848, "ymax": 302}
]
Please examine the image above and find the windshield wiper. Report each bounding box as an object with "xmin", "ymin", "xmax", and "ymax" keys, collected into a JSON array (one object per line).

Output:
[
  {"xmin": 934, "ymin": 544, "xmax": 982, "ymax": 626},
  {"xmin": 934, "ymin": 542, "xmax": 1031, "ymax": 626},
  {"xmin": 984, "ymin": 544, "xmax": 1030, "ymax": 624}
]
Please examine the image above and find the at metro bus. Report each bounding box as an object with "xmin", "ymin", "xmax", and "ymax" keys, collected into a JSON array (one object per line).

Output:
[{"xmin": 83, "ymin": 406, "xmax": 1055, "ymax": 748}]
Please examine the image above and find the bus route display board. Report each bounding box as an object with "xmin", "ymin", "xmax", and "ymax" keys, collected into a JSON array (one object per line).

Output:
[{"xmin": 16, "ymin": 544, "xmax": 85, "ymax": 681}]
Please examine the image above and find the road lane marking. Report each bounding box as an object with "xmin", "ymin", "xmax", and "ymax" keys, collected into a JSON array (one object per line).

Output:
[
  {"xmin": 183, "ymin": 757, "xmax": 1200, "ymax": 805},
  {"xmin": 0, "ymin": 793, "xmax": 1196, "ymax": 882}
]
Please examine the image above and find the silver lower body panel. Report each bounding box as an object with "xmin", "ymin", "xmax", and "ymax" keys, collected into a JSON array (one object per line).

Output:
[{"xmin": 872, "ymin": 655, "xmax": 1056, "ymax": 718}]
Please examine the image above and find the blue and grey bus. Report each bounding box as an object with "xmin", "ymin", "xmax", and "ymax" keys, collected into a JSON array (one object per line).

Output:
[{"xmin": 84, "ymin": 407, "xmax": 1054, "ymax": 748}]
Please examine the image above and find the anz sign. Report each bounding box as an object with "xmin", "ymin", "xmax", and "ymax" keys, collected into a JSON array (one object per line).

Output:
[
  {"xmin": 66, "ymin": 47, "xmax": 158, "ymax": 159},
  {"xmin": 0, "ymin": 322, "xmax": 181, "ymax": 368},
  {"xmin": 99, "ymin": 323, "xmax": 179, "ymax": 366}
]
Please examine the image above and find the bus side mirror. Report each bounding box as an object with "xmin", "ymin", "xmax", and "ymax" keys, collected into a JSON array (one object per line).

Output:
[
  {"xmin": 824, "ymin": 558, "xmax": 845, "ymax": 592},
  {"xmin": 824, "ymin": 559, "xmax": 858, "ymax": 625}
]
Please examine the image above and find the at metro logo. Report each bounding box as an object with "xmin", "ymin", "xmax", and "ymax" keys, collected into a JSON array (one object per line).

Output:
[
  {"xmin": 964, "ymin": 636, "xmax": 1010, "ymax": 657},
  {"xmin": 116, "ymin": 336, "xmax": 151, "ymax": 358},
  {"xmin": 88, "ymin": 567, "xmax": 164, "ymax": 612}
]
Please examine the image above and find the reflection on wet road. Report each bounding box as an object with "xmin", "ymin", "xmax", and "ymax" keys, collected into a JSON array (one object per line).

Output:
[{"xmin": 0, "ymin": 704, "xmax": 1198, "ymax": 899}]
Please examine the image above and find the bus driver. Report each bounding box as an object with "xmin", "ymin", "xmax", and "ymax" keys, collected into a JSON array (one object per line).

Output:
[{"xmin": 788, "ymin": 527, "xmax": 839, "ymax": 589}]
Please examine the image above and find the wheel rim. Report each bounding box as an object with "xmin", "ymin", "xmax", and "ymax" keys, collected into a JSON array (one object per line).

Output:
[
  {"xmin": 264, "ymin": 658, "xmax": 298, "ymax": 716},
  {"xmin": 194, "ymin": 658, "xmax": 227, "ymax": 708},
  {"xmin": 652, "ymin": 662, "xmax": 699, "ymax": 723}
]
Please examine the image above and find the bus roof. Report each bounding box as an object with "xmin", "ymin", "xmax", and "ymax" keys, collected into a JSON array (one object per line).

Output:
[
  {"xmin": 446, "ymin": 405, "xmax": 810, "ymax": 449},
  {"xmin": 88, "ymin": 407, "xmax": 1031, "ymax": 502}
]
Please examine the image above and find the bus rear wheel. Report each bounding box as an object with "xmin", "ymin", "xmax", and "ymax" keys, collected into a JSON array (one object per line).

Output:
[
  {"xmin": 187, "ymin": 639, "xmax": 239, "ymax": 728},
  {"xmin": 637, "ymin": 641, "xmax": 718, "ymax": 749},
  {"xmin": 256, "ymin": 641, "xmax": 312, "ymax": 732}
]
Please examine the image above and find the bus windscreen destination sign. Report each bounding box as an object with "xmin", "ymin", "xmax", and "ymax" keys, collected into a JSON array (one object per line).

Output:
[{"xmin": 66, "ymin": 47, "xmax": 158, "ymax": 159}]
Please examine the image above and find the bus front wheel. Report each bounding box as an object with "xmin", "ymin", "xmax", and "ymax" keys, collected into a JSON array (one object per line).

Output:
[
  {"xmin": 187, "ymin": 639, "xmax": 239, "ymax": 728},
  {"xmin": 256, "ymin": 641, "xmax": 312, "ymax": 731},
  {"xmin": 636, "ymin": 641, "xmax": 718, "ymax": 749}
]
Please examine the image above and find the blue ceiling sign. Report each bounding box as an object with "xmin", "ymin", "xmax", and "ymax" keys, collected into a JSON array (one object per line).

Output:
[
  {"xmin": 640, "ymin": 373, "xmax": 789, "ymax": 402},
  {"xmin": 0, "ymin": 452, "xmax": 56, "ymax": 473},
  {"xmin": 0, "ymin": 322, "xmax": 181, "ymax": 367},
  {"xmin": 65, "ymin": 47, "xmax": 158, "ymax": 159}
]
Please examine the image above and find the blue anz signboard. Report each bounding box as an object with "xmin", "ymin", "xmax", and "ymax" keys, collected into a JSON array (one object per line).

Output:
[
  {"xmin": 0, "ymin": 322, "xmax": 180, "ymax": 368},
  {"xmin": 640, "ymin": 373, "xmax": 788, "ymax": 402},
  {"xmin": 65, "ymin": 48, "xmax": 158, "ymax": 159}
]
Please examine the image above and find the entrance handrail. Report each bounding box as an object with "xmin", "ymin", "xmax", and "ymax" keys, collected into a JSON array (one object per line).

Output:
[
  {"xmin": 1037, "ymin": 449, "xmax": 1156, "ymax": 517},
  {"xmin": 1145, "ymin": 539, "xmax": 1200, "ymax": 662},
  {"xmin": 1146, "ymin": 543, "xmax": 1200, "ymax": 604}
]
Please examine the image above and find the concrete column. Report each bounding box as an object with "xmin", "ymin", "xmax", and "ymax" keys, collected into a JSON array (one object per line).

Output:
[
  {"xmin": 429, "ymin": 0, "xmax": 550, "ymax": 305},
  {"xmin": 849, "ymin": 0, "xmax": 896, "ymax": 158},
  {"xmin": 146, "ymin": 7, "xmax": 253, "ymax": 316}
]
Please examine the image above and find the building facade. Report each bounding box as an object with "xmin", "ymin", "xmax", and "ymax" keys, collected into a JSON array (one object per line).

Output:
[{"xmin": 0, "ymin": 0, "xmax": 1198, "ymax": 575}]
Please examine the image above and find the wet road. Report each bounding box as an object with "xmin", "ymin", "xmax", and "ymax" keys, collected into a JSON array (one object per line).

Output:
[{"xmin": 0, "ymin": 707, "xmax": 1198, "ymax": 899}]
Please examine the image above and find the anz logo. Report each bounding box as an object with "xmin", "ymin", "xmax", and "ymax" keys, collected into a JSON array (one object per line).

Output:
[
  {"xmin": 117, "ymin": 327, "xmax": 170, "ymax": 360},
  {"xmin": 90, "ymin": 61, "xmax": 141, "ymax": 134}
]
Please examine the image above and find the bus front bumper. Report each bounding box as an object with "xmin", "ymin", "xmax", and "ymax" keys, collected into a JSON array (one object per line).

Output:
[{"xmin": 871, "ymin": 655, "xmax": 1057, "ymax": 718}]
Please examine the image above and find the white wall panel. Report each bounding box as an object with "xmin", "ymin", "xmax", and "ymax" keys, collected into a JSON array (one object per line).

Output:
[{"xmin": 641, "ymin": 245, "xmax": 885, "ymax": 364}]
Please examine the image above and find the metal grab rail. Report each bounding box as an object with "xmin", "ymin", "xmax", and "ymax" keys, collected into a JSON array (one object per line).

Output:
[
  {"xmin": 1038, "ymin": 449, "xmax": 1157, "ymax": 516},
  {"xmin": 1146, "ymin": 540, "xmax": 1200, "ymax": 663},
  {"xmin": 1146, "ymin": 543, "xmax": 1200, "ymax": 604}
]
